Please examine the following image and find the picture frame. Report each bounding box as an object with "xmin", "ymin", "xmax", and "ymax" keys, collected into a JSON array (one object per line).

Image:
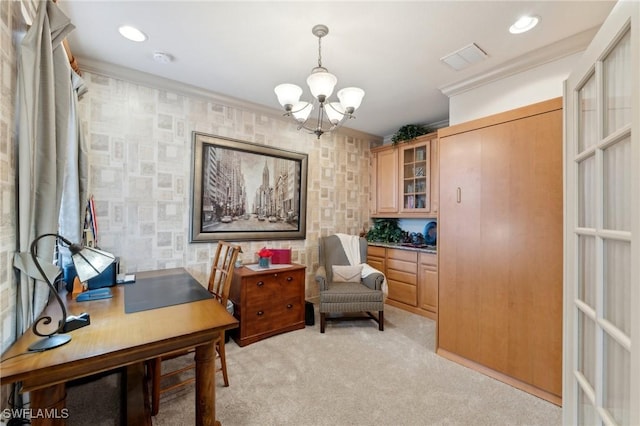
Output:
[{"xmin": 190, "ymin": 132, "xmax": 308, "ymax": 242}]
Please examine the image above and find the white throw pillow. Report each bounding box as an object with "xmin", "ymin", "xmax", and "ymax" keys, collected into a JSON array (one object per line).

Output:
[{"xmin": 332, "ymin": 265, "xmax": 363, "ymax": 283}]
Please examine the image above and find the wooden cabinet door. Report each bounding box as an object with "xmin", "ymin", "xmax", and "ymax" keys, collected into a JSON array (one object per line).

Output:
[
  {"xmin": 438, "ymin": 131, "xmax": 482, "ymax": 360},
  {"xmin": 369, "ymin": 152, "xmax": 377, "ymax": 215},
  {"xmin": 374, "ymin": 148, "xmax": 399, "ymax": 213},
  {"xmin": 438, "ymin": 99, "xmax": 563, "ymax": 403},
  {"xmin": 399, "ymin": 140, "xmax": 431, "ymax": 213},
  {"xmin": 418, "ymin": 253, "xmax": 438, "ymax": 313},
  {"xmin": 430, "ymin": 137, "xmax": 439, "ymax": 214}
]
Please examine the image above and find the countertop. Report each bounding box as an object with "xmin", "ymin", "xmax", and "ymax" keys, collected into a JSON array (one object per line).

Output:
[{"xmin": 367, "ymin": 241, "xmax": 437, "ymax": 254}]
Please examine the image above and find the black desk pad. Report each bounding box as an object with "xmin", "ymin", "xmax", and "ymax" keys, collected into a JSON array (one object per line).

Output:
[{"xmin": 124, "ymin": 272, "xmax": 212, "ymax": 313}]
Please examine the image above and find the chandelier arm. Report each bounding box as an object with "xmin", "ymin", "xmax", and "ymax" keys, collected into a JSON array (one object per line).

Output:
[{"xmin": 326, "ymin": 102, "xmax": 352, "ymax": 120}]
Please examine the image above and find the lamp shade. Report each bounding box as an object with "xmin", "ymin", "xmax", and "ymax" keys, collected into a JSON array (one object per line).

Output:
[
  {"xmin": 274, "ymin": 84, "xmax": 303, "ymax": 108},
  {"xmin": 338, "ymin": 87, "xmax": 365, "ymax": 112},
  {"xmin": 70, "ymin": 245, "xmax": 116, "ymax": 282},
  {"xmin": 306, "ymin": 70, "xmax": 337, "ymax": 100},
  {"xmin": 325, "ymin": 102, "xmax": 345, "ymax": 124},
  {"xmin": 292, "ymin": 101, "xmax": 313, "ymax": 122},
  {"xmin": 26, "ymin": 233, "xmax": 116, "ymax": 352}
]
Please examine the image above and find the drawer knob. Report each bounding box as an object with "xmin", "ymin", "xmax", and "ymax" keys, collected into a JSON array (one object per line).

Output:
[
  {"xmin": 257, "ymin": 311, "xmax": 264, "ymax": 316},
  {"xmin": 286, "ymin": 304, "xmax": 293, "ymax": 309},
  {"xmin": 256, "ymin": 281, "xmax": 264, "ymax": 287},
  {"xmin": 286, "ymin": 276, "xmax": 293, "ymax": 282}
]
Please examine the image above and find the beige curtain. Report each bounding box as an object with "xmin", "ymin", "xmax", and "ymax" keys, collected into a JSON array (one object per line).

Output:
[{"xmin": 14, "ymin": 0, "xmax": 83, "ymax": 335}]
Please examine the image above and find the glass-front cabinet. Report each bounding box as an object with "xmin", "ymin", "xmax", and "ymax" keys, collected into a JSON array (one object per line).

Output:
[
  {"xmin": 399, "ymin": 140, "xmax": 430, "ymax": 213},
  {"xmin": 370, "ymin": 132, "xmax": 438, "ymax": 218}
]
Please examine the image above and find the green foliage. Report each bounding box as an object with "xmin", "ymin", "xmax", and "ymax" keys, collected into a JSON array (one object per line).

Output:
[
  {"xmin": 366, "ymin": 218, "xmax": 403, "ymax": 243},
  {"xmin": 391, "ymin": 124, "xmax": 432, "ymax": 145}
]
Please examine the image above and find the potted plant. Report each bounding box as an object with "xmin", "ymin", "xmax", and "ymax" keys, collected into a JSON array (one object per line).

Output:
[
  {"xmin": 391, "ymin": 124, "xmax": 432, "ymax": 145},
  {"xmin": 366, "ymin": 219, "xmax": 404, "ymax": 243}
]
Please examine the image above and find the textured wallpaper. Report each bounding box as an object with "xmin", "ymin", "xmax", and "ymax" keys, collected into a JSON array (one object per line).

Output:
[{"xmin": 77, "ymin": 71, "xmax": 377, "ymax": 298}]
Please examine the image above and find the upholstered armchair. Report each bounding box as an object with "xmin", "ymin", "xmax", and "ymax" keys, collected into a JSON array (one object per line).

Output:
[{"xmin": 315, "ymin": 234, "xmax": 385, "ymax": 333}]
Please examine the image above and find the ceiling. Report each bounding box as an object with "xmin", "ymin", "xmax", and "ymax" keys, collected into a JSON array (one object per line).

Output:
[{"xmin": 58, "ymin": 1, "xmax": 616, "ymax": 139}]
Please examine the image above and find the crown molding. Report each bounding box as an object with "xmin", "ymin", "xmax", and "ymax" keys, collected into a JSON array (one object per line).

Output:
[
  {"xmin": 439, "ymin": 26, "xmax": 599, "ymax": 97},
  {"xmin": 77, "ymin": 57, "xmax": 382, "ymax": 142}
]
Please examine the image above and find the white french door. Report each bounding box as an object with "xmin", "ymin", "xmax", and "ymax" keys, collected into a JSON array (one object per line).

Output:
[{"xmin": 564, "ymin": 1, "xmax": 639, "ymax": 425}]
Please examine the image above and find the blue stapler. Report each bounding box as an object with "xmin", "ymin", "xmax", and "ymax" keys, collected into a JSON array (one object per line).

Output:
[{"xmin": 76, "ymin": 288, "xmax": 113, "ymax": 302}]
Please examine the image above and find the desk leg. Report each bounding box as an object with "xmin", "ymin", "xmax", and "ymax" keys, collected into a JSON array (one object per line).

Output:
[
  {"xmin": 195, "ymin": 339, "xmax": 219, "ymax": 426},
  {"xmin": 30, "ymin": 383, "xmax": 66, "ymax": 425}
]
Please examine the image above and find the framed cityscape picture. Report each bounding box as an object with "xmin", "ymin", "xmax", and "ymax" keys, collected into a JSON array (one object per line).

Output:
[{"xmin": 190, "ymin": 132, "xmax": 308, "ymax": 242}]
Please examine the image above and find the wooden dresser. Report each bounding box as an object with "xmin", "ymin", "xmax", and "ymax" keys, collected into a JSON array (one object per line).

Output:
[{"xmin": 229, "ymin": 263, "xmax": 306, "ymax": 347}]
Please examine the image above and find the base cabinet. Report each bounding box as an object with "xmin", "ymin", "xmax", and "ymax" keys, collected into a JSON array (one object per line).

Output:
[
  {"xmin": 386, "ymin": 248, "xmax": 417, "ymax": 306},
  {"xmin": 367, "ymin": 245, "xmax": 437, "ymax": 320},
  {"xmin": 229, "ymin": 264, "xmax": 306, "ymax": 347}
]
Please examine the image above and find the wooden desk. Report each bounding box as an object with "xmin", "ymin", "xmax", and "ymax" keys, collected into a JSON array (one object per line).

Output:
[{"xmin": 0, "ymin": 268, "xmax": 238, "ymax": 426}]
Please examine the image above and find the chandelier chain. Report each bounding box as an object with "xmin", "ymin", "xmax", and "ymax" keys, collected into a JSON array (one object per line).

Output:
[{"xmin": 317, "ymin": 36, "xmax": 323, "ymax": 68}]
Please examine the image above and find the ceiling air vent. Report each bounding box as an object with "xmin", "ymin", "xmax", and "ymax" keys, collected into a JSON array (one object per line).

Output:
[{"xmin": 440, "ymin": 43, "xmax": 488, "ymax": 71}]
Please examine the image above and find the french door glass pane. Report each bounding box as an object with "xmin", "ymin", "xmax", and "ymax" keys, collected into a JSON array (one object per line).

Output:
[
  {"xmin": 578, "ymin": 72, "xmax": 598, "ymax": 153},
  {"xmin": 603, "ymin": 136, "xmax": 631, "ymax": 231},
  {"xmin": 578, "ymin": 382, "xmax": 598, "ymax": 425},
  {"xmin": 578, "ymin": 235, "xmax": 596, "ymax": 307},
  {"xmin": 578, "ymin": 155, "xmax": 596, "ymax": 228},
  {"xmin": 603, "ymin": 30, "xmax": 631, "ymax": 136},
  {"xmin": 604, "ymin": 333, "xmax": 631, "ymax": 425},
  {"xmin": 604, "ymin": 239, "xmax": 631, "ymax": 336},
  {"xmin": 578, "ymin": 310, "xmax": 596, "ymax": 387}
]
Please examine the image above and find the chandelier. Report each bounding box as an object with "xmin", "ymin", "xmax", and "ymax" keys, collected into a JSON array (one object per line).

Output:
[{"xmin": 274, "ymin": 24, "xmax": 365, "ymax": 139}]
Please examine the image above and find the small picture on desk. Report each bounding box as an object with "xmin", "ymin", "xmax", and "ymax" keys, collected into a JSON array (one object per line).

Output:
[{"xmin": 116, "ymin": 273, "xmax": 136, "ymax": 284}]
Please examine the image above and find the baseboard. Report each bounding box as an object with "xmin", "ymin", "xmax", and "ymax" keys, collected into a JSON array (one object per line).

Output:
[
  {"xmin": 436, "ymin": 348, "xmax": 562, "ymax": 407},
  {"xmin": 385, "ymin": 299, "xmax": 437, "ymax": 321}
]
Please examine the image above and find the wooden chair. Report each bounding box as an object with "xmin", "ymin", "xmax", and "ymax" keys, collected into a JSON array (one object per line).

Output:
[{"xmin": 147, "ymin": 241, "xmax": 241, "ymax": 416}]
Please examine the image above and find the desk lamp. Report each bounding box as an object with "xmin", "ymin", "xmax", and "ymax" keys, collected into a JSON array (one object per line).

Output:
[{"xmin": 28, "ymin": 233, "xmax": 115, "ymax": 351}]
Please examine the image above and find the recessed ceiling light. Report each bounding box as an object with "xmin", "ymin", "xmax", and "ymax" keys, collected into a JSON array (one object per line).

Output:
[
  {"xmin": 509, "ymin": 15, "xmax": 539, "ymax": 34},
  {"xmin": 118, "ymin": 25, "xmax": 147, "ymax": 42}
]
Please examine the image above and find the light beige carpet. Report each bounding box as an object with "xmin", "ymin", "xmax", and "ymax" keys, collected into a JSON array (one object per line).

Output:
[{"xmin": 66, "ymin": 305, "xmax": 561, "ymax": 425}]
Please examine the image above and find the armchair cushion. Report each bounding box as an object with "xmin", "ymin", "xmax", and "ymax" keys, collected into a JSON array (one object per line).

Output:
[
  {"xmin": 331, "ymin": 265, "xmax": 363, "ymax": 283},
  {"xmin": 320, "ymin": 282, "xmax": 384, "ymax": 304}
]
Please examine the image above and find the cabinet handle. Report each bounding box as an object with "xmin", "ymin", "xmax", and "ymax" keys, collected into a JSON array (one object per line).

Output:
[
  {"xmin": 286, "ymin": 276, "xmax": 293, "ymax": 282},
  {"xmin": 256, "ymin": 281, "xmax": 264, "ymax": 287},
  {"xmin": 257, "ymin": 311, "xmax": 264, "ymax": 316},
  {"xmin": 457, "ymin": 187, "xmax": 461, "ymax": 203},
  {"xmin": 286, "ymin": 304, "xmax": 293, "ymax": 309}
]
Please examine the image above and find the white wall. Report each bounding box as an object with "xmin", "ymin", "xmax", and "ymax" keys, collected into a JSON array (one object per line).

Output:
[{"xmin": 449, "ymin": 52, "xmax": 582, "ymax": 125}]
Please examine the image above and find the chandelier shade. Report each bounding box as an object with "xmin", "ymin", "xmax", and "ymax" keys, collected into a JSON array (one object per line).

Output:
[
  {"xmin": 306, "ymin": 69, "xmax": 337, "ymax": 100},
  {"xmin": 338, "ymin": 87, "xmax": 365, "ymax": 112},
  {"xmin": 274, "ymin": 83, "xmax": 303, "ymax": 109},
  {"xmin": 274, "ymin": 24, "xmax": 364, "ymax": 138},
  {"xmin": 326, "ymin": 102, "xmax": 345, "ymax": 124},
  {"xmin": 292, "ymin": 101, "xmax": 313, "ymax": 122}
]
